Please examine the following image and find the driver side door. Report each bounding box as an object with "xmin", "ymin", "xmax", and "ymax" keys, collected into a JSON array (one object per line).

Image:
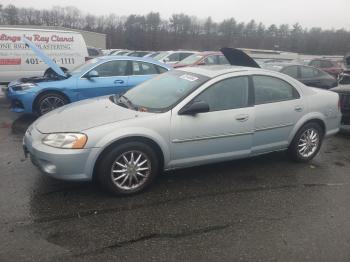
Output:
[
  {"xmin": 76, "ymin": 60, "xmax": 130, "ymax": 99},
  {"xmin": 170, "ymin": 75, "xmax": 255, "ymax": 168}
]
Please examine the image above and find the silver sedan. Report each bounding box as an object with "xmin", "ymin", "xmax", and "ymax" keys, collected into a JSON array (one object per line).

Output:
[{"xmin": 23, "ymin": 66, "xmax": 341, "ymax": 195}]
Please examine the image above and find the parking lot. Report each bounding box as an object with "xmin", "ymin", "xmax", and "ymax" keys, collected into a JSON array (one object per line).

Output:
[{"xmin": 0, "ymin": 93, "xmax": 350, "ymax": 261}]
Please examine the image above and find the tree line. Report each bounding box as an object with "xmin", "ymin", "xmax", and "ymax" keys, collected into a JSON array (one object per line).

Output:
[{"xmin": 1, "ymin": 4, "xmax": 350, "ymax": 55}]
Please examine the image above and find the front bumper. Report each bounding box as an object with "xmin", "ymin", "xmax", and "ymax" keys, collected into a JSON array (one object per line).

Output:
[
  {"xmin": 6, "ymin": 86, "xmax": 36, "ymax": 113},
  {"xmin": 23, "ymin": 126, "xmax": 98, "ymax": 181}
]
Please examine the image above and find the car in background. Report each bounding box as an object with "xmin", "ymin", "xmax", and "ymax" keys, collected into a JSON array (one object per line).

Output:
[
  {"xmin": 153, "ymin": 51, "xmax": 198, "ymax": 64},
  {"xmin": 263, "ymin": 63, "xmax": 338, "ymax": 89},
  {"xmin": 127, "ymin": 51, "xmax": 152, "ymax": 57},
  {"xmin": 109, "ymin": 50, "xmax": 130, "ymax": 56},
  {"xmin": 7, "ymin": 38, "xmax": 171, "ymax": 115},
  {"xmin": 308, "ymin": 59, "xmax": 343, "ymax": 77},
  {"xmin": 0, "ymin": 27, "xmax": 89, "ymax": 84},
  {"xmin": 87, "ymin": 46, "xmax": 103, "ymax": 59},
  {"xmin": 331, "ymin": 73, "xmax": 350, "ymax": 132},
  {"xmin": 173, "ymin": 51, "xmax": 229, "ymax": 68},
  {"xmin": 23, "ymin": 49, "xmax": 341, "ymax": 195},
  {"xmin": 144, "ymin": 52, "xmax": 161, "ymax": 58}
]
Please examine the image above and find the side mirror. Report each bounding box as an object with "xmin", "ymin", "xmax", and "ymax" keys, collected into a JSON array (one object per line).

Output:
[
  {"xmin": 87, "ymin": 70, "xmax": 99, "ymax": 79},
  {"xmin": 163, "ymin": 57, "xmax": 170, "ymax": 63},
  {"xmin": 178, "ymin": 100, "xmax": 210, "ymax": 115}
]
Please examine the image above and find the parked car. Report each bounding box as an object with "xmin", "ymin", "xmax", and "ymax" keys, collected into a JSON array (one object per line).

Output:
[
  {"xmin": 263, "ymin": 63, "xmax": 338, "ymax": 89},
  {"xmin": 109, "ymin": 50, "xmax": 130, "ymax": 56},
  {"xmin": 153, "ymin": 51, "xmax": 198, "ymax": 64},
  {"xmin": 7, "ymin": 38, "xmax": 171, "ymax": 115},
  {"xmin": 0, "ymin": 27, "xmax": 89, "ymax": 84},
  {"xmin": 308, "ymin": 59, "xmax": 343, "ymax": 77},
  {"xmin": 23, "ymin": 48, "xmax": 341, "ymax": 195},
  {"xmin": 173, "ymin": 51, "xmax": 229, "ymax": 68},
  {"xmin": 144, "ymin": 52, "xmax": 161, "ymax": 58},
  {"xmin": 331, "ymin": 73, "xmax": 350, "ymax": 132}
]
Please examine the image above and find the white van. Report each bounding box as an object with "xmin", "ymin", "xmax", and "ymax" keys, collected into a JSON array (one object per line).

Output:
[{"xmin": 0, "ymin": 27, "xmax": 89, "ymax": 83}]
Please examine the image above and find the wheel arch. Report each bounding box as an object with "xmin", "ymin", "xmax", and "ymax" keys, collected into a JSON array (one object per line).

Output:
[
  {"xmin": 289, "ymin": 115, "xmax": 326, "ymax": 145},
  {"xmin": 32, "ymin": 89, "xmax": 71, "ymax": 113},
  {"xmin": 92, "ymin": 136, "xmax": 165, "ymax": 181}
]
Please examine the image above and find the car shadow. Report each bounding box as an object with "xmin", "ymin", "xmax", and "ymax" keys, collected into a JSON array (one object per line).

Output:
[{"xmin": 12, "ymin": 114, "xmax": 37, "ymax": 134}]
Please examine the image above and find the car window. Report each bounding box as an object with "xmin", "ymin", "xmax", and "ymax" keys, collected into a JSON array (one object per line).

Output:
[
  {"xmin": 218, "ymin": 55, "xmax": 229, "ymax": 65},
  {"xmin": 132, "ymin": 61, "xmax": 159, "ymax": 75},
  {"xmin": 196, "ymin": 76, "xmax": 249, "ymax": 112},
  {"xmin": 88, "ymin": 60, "xmax": 128, "ymax": 77},
  {"xmin": 179, "ymin": 53, "xmax": 193, "ymax": 60},
  {"xmin": 155, "ymin": 65, "xmax": 168, "ymax": 74},
  {"xmin": 281, "ymin": 66, "xmax": 299, "ymax": 78},
  {"xmin": 203, "ymin": 56, "xmax": 217, "ymax": 65},
  {"xmin": 310, "ymin": 60, "xmax": 321, "ymax": 68},
  {"xmin": 253, "ymin": 75, "xmax": 299, "ymax": 104},
  {"xmin": 321, "ymin": 60, "xmax": 333, "ymax": 68},
  {"xmin": 88, "ymin": 48, "xmax": 99, "ymax": 56},
  {"xmin": 300, "ymin": 66, "xmax": 323, "ymax": 78},
  {"xmin": 167, "ymin": 53, "xmax": 180, "ymax": 62}
]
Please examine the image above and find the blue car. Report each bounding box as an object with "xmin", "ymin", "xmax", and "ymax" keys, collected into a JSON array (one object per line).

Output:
[{"xmin": 7, "ymin": 38, "xmax": 171, "ymax": 115}]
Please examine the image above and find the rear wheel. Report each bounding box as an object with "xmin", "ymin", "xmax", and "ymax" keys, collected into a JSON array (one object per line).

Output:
[
  {"xmin": 97, "ymin": 141, "xmax": 160, "ymax": 195},
  {"xmin": 35, "ymin": 92, "xmax": 68, "ymax": 115},
  {"xmin": 288, "ymin": 122, "xmax": 324, "ymax": 162}
]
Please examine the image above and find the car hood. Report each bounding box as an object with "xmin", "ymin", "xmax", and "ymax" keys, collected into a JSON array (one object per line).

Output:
[
  {"xmin": 35, "ymin": 96, "xmax": 152, "ymax": 133},
  {"xmin": 22, "ymin": 37, "xmax": 66, "ymax": 78},
  {"xmin": 220, "ymin": 47, "xmax": 260, "ymax": 68}
]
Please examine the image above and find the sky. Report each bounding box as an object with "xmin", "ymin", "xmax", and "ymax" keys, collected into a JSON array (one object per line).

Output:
[{"xmin": 2, "ymin": 0, "xmax": 350, "ymax": 30}]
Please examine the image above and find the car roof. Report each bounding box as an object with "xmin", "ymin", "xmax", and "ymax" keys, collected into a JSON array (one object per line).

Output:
[
  {"xmin": 196, "ymin": 51, "xmax": 223, "ymax": 56},
  {"xmin": 176, "ymin": 65, "xmax": 258, "ymax": 78},
  {"xmin": 97, "ymin": 55, "xmax": 172, "ymax": 68}
]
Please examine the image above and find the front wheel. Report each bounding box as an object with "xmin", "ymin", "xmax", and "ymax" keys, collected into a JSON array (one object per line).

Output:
[
  {"xmin": 35, "ymin": 92, "xmax": 68, "ymax": 116},
  {"xmin": 97, "ymin": 141, "xmax": 160, "ymax": 195},
  {"xmin": 288, "ymin": 122, "xmax": 324, "ymax": 162}
]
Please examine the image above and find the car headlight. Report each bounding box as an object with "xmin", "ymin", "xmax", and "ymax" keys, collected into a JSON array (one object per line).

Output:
[
  {"xmin": 42, "ymin": 133, "xmax": 88, "ymax": 149},
  {"xmin": 12, "ymin": 83, "xmax": 37, "ymax": 91}
]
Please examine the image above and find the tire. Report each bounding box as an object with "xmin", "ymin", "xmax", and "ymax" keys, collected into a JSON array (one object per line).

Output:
[
  {"xmin": 288, "ymin": 122, "xmax": 324, "ymax": 162},
  {"xmin": 96, "ymin": 141, "xmax": 160, "ymax": 196},
  {"xmin": 35, "ymin": 92, "xmax": 68, "ymax": 116}
]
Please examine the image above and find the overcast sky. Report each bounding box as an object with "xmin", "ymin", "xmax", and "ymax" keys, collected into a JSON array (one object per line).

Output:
[{"xmin": 3, "ymin": 0, "xmax": 350, "ymax": 30}]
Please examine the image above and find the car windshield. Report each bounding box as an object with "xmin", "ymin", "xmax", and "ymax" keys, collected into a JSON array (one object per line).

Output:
[
  {"xmin": 69, "ymin": 58, "xmax": 100, "ymax": 75},
  {"xmin": 153, "ymin": 51, "xmax": 170, "ymax": 60},
  {"xmin": 178, "ymin": 54, "xmax": 204, "ymax": 65},
  {"xmin": 119, "ymin": 70, "xmax": 209, "ymax": 112}
]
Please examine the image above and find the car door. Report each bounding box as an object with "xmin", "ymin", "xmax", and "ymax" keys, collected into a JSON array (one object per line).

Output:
[
  {"xmin": 252, "ymin": 74, "xmax": 303, "ymax": 154},
  {"xmin": 76, "ymin": 60, "xmax": 129, "ymax": 99},
  {"xmin": 127, "ymin": 61, "xmax": 165, "ymax": 89},
  {"xmin": 170, "ymin": 75, "xmax": 255, "ymax": 167}
]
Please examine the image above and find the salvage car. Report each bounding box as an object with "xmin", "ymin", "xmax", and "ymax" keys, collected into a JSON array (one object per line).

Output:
[
  {"xmin": 263, "ymin": 63, "xmax": 338, "ymax": 89},
  {"xmin": 23, "ymin": 48, "xmax": 341, "ymax": 195},
  {"xmin": 7, "ymin": 38, "xmax": 171, "ymax": 115}
]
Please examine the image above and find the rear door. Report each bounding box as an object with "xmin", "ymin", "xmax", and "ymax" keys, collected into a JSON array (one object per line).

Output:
[
  {"xmin": 76, "ymin": 60, "xmax": 129, "ymax": 99},
  {"xmin": 252, "ymin": 74, "xmax": 304, "ymax": 154}
]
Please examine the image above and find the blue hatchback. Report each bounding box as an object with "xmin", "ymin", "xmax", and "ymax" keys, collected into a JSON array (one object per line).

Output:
[{"xmin": 7, "ymin": 38, "xmax": 171, "ymax": 115}]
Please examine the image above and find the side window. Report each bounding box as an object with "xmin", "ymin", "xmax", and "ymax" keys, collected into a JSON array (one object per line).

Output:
[
  {"xmin": 179, "ymin": 53, "xmax": 192, "ymax": 60},
  {"xmin": 301, "ymin": 66, "xmax": 318, "ymax": 78},
  {"xmin": 203, "ymin": 56, "xmax": 217, "ymax": 65},
  {"xmin": 196, "ymin": 76, "xmax": 249, "ymax": 112},
  {"xmin": 218, "ymin": 55, "xmax": 229, "ymax": 65},
  {"xmin": 253, "ymin": 75, "xmax": 299, "ymax": 104},
  {"xmin": 321, "ymin": 60, "xmax": 333, "ymax": 68},
  {"xmin": 132, "ymin": 61, "xmax": 158, "ymax": 75},
  {"xmin": 167, "ymin": 53, "xmax": 180, "ymax": 62},
  {"xmin": 88, "ymin": 60, "xmax": 128, "ymax": 77},
  {"xmin": 155, "ymin": 65, "xmax": 168, "ymax": 74},
  {"xmin": 310, "ymin": 60, "xmax": 321, "ymax": 68},
  {"xmin": 281, "ymin": 66, "xmax": 298, "ymax": 78}
]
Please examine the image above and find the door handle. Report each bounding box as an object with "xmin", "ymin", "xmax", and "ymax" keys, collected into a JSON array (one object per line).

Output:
[
  {"xmin": 294, "ymin": 106, "xmax": 303, "ymax": 112},
  {"xmin": 235, "ymin": 114, "xmax": 249, "ymax": 122},
  {"xmin": 114, "ymin": 80, "xmax": 124, "ymax": 84}
]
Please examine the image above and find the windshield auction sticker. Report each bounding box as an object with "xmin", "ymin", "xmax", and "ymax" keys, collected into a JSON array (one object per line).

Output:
[{"xmin": 180, "ymin": 74, "xmax": 198, "ymax": 82}]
